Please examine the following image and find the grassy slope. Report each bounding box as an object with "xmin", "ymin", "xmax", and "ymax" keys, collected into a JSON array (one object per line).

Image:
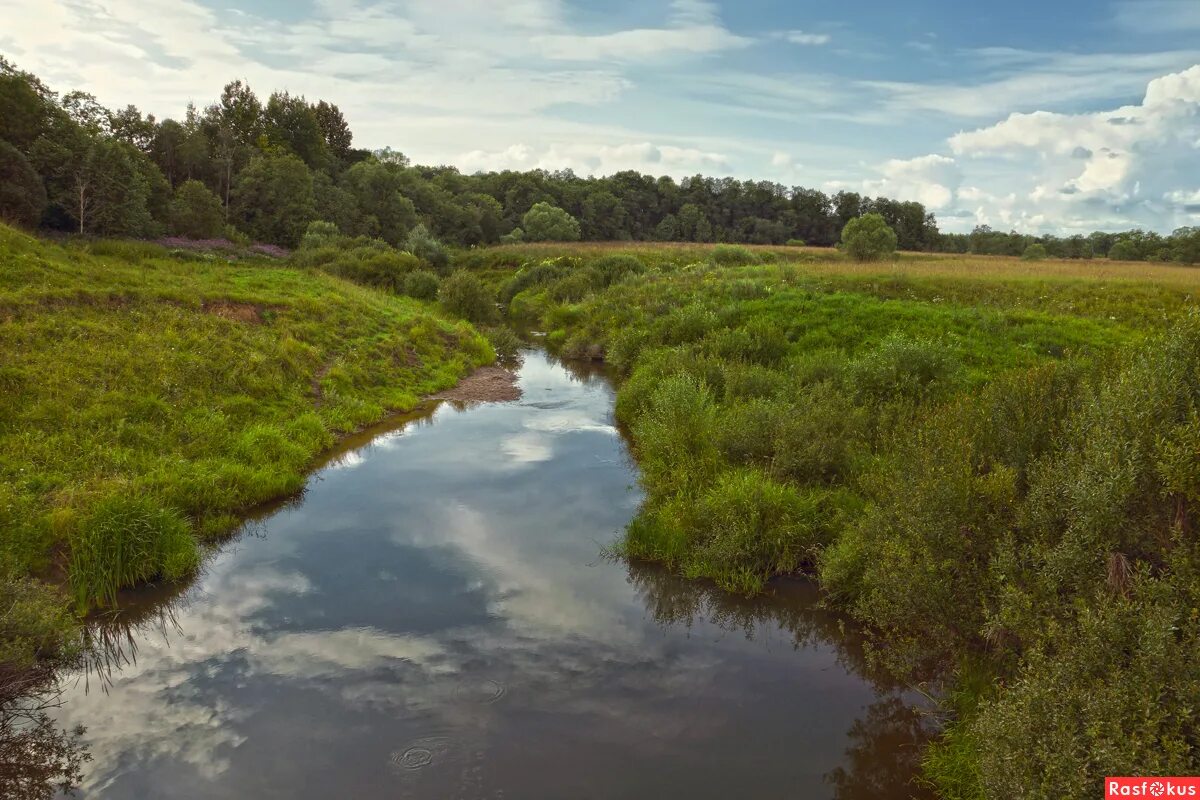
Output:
[{"xmin": 0, "ymin": 225, "xmax": 491, "ymax": 612}]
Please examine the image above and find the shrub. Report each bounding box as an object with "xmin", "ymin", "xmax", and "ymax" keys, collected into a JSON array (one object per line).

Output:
[
  {"xmin": 401, "ymin": 269, "xmax": 440, "ymax": 301},
  {"xmin": 404, "ymin": 223, "xmax": 450, "ymax": 274},
  {"xmin": 691, "ymin": 469, "xmax": 829, "ymax": 591},
  {"xmin": 716, "ymin": 398, "xmax": 783, "ymax": 465},
  {"xmin": 711, "ymin": 244, "xmax": 758, "ymax": 266},
  {"xmin": 841, "ymin": 213, "xmax": 898, "ymax": 261},
  {"xmin": 848, "ymin": 333, "xmax": 960, "ymax": 402},
  {"xmin": 786, "ymin": 238, "xmax": 806, "ymax": 247},
  {"xmin": 482, "ymin": 325, "xmax": 523, "ymax": 360},
  {"xmin": 69, "ymin": 495, "xmax": 199, "ymax": 608},
  {"xmin": 324, "ymin": 250, "xmax": 420, "ymax": 292},
  {"xmin": 169, "ymin": 179, "xmax": 225, "ymax": 240},
  {"xmin": 499, "ymin": 260, "xmax": 572, "ymax": 304},
  {"xmin": 439, "ymin": 270, "xmax": 497, "ymax": 323},
  {"xmin": 500, "ymin": 227, "xmax": 525, "ymax": 244},
  {"xmin": 590, "ymin": 254, "xmax": 646, "ymax": 286},
  {"xmin": 300, "ymin": 220, "xmax": 343, "ymax": 250},
  {"xmin": 771, "ymin": 382, "xmax": 865, "ymax": 484},
  {"xmin": 1022, "ymin": 243, "xmax": 1049, "ymax": 261},
  {"xmin": 548, "ymin": 267, "xmax": 603, "ymax": 302},
  {"xmin": 522, "ymin": 203, "xmax": 580, "ymax": 242}
]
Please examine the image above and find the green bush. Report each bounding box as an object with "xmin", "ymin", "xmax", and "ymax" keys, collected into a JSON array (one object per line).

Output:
[
  {"xmin": 324, "ymin": 250, "xmax": 421, "ymax": 292},
  {"xmin": 439, "ymin": 270, "xmax": 497, "ymax": 323},
  {"xmin": 690, "ymin": 469, "xmax": 830, "ymax": 592},
  {"xmin": 711, "ymin": 244, "xmax": 758, "ymax": 266},
  {"xmin": 590, "ymin": 254, "xmax": 646, "ymax": 286},
  {"xmin": 401, "ymin": 269, "xmax": 440, "ymax": 301},
  {"xmin": 1021, "ymin": 243, "xmax": 1049, "ymax": 261},
  {"xmin": 69, "ymin": 495, "xmax": 200, "ymax": 608},
  {"xmin": 1108, "ymin": 239, "xmax": 1140, "ymax": 261},
  {"xmin": 841, "ymin": 213, "xmax": 898, "ymax": 261},
  {"xmin": 404, "ymin": 223, "xmax": 450, "ymax": 275},
  {"xmin": 169, "ymin": 179, "xmax": 225, "ymax": 240},
  {"xmin": 848, "ymin": 332, "xmax": 960, "ymax": 402},
  {"xmin": 522, "ymin": 203, "xmax": 580, "ymax": 242},
  {"xmin": 786, "ymin": 238, "xmax": 806, "ymax": 247},
  {"xmin": 300, "ymin": 220, "xmax": 343, "ymax": 250}
]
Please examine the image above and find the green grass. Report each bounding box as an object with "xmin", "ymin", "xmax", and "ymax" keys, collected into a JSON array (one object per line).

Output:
[
  {"xmin": 452, "ymin": 241, "xmax": 1200, "ymax": 797},
  {"xmin": 0, "ymin": 224, "xmax": 492, "ymax": 618}
]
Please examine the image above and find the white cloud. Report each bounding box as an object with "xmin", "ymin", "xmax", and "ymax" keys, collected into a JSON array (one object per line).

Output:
[
  {"xmin": 859, "ymin": 64, "xmax": 1200, "ymax": 232},
  {"xmin": 782, "ymin": 30, "xmax": 831, "ymax": 46},
  {"xmin": 533, "ymin": 0, "xmax": 749, "ymax": 61},
  {"xmin": 457, "ymin": 140, "xmax": 730, "ymax": 176}
]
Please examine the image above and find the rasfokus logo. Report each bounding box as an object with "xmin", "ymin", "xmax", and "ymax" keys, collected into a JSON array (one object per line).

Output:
[{"xmin": 1107, "ymin": 778, "xmax": 1200, "ymax": 798}]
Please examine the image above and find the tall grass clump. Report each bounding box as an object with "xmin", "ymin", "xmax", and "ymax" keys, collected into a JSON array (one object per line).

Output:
[
  {"xmin": 68, "ymin": 496, "xmax": 200, "ymax": 608},
  {"xmin": 710, "ymin": 244, "xmax": 759, "ymax": 266}
]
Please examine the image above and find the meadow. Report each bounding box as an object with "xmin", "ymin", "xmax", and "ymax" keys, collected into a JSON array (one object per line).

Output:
[
  {"xmin": 453, "ymin": 241, "xmax": 1200, "ymax": 798},
  {"xmin": 0, "ymin": 223, "xmax": 491, "ymax": 677}
]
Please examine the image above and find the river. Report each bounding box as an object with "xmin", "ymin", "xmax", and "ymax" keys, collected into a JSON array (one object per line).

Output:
[{"xmin": 49, "ymin": 350, "xmax": 929, "ymax": 799}]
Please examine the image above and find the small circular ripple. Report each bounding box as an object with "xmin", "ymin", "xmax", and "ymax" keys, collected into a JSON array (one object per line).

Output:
[
  {"xmin": 390, "ymin": 735, "xmax": 454, "ymax": 771},
  {"xmin": 454, "ymin": 677, "xmax": 506, "ymax": 705}
]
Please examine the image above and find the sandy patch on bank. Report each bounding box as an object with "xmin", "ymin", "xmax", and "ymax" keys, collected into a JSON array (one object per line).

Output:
[{"xmin": 430, "ymin": 366, "xmax": 521, "ymax": 404}]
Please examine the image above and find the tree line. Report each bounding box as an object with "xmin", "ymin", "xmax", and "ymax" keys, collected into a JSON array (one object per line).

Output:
[
  {"xmin": 0, "ymin": 57, "xmax": 940, "ymax": 250},
  {"xmin": 937, "ymin": 224, "xmax": 1200, "ymax": 264}
]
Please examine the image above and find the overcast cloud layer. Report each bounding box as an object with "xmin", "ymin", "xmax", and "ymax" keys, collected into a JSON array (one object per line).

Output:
[{"xmin": 4, "ymin": 0, "xmax": 1200, "ymax": 233}]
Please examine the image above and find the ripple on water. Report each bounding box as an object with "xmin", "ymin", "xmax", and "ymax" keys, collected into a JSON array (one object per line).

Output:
[
  {"xmin": 390, "ymin": 735, "xmax": 456, "ymax": 772},
  {"xmin": 454, "ymin": 677, "xmax": 506, "ymax": 705}
]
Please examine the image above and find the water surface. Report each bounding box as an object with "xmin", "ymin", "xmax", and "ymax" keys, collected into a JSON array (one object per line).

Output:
[{"xmin": 52, "ymin": 350, "xmax": 928, "ymax": 799}]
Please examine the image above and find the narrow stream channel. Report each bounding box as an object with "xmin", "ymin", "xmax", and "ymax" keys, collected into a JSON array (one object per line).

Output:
[{"xmin": 50, "ymin": 350, "xmax": 929, "ymax": 799}]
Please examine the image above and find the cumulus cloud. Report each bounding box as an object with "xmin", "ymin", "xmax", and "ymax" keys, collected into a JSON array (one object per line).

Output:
[
  {"xmin": 846, "ymin": 64, "xmax": 1200, "ymax": 232},
  {"xmin": 457, "ymin": 141, "xmax": 730, "ymax": 176}
]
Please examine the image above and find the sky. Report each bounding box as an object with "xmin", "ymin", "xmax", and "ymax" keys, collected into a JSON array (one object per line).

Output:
[{"xmin": 4, "ymin": 0, "xmax": 1200, "ymax": 234}]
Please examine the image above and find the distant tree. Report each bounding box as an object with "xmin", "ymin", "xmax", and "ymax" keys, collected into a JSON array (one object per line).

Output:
[
  {"xmin": 677, "ymin": 203, "xmax": 712, "ymax": 242},
  {"xmin": 1108, "ymin": 239, "xmax": 1140, "ymax": 261},
  {"xmin": 169, "ymin": 179, "xmax": 224, "ymax": 239},
  {"xmin": 1022, "ymin": 243, "xmax": 1049, "ymax": 261},
  {"xmin": 0, "ymin": 140, "xmax": 46, "ymax": 228},
  {"xmin": 1171, "ymin": 227, "xmax": 1200, "ymax": 265},
  {"xmin": 654, "ymin": 214, "xmax": 679, "ymax": 241},
  {"xmin": 311, "ymin": 171, "xmax": 358, "ymax": 234},
  {"xmin": 313, "ymin": 100, "xmax": 352, "ymax": 164},
  {"xmin": 230, "ymin": 153, "xmax": 316, "ymax": 246},
  {"xmin": 581, "ymin": 190, "xmax": 629, "ymax": 240},
  {"xmin": 499, "ymin": 227, "xmax": 524, "ymax": 244},
  {"xmin": 262, "ymin": 91, "xmax": 327, "ymax": 170},
  {"xmin": 108, "ymin": 105, "xmax": 156, "ymax": 152},
  {"xmin": 841, "ymin": 213, "xmax": 897, "ymax": 261},
  {"xmin": 0, "ymin": 59, "xmax": 55, "ymax": 151},
  {"xmin": 522, "ymin": 202, "xmax": 580, "ymax": 242},
  {"xmin": 342, "ymin": 160, "xmax": 417, "ymax": 245}
]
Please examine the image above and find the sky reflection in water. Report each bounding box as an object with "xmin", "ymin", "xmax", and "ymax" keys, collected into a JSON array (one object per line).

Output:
[{"xmin": 51, "ymin": 351, "xmax": 929, "ymax": 800}]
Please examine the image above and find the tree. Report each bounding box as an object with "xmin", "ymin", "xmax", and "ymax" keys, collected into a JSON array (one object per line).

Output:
[
  {"xmin": 1022, "ymin": 243, "xmax": 1049, "ymax": 261},
  {"xmin": 262, "ymin": 91, "xmax": 327, "ymax": 170},
  {"xmin": 230, "ymin": 153, "xmax": 316, "ymax": 246},
  {"xmin": 841, "ymin": 213, "xmax": 897, "ymax": 261},
  {"xmin": 0, "ymin": 140, "xmax": 46, "ymax": 227},
  {"xmin": 342, "ymin": 160, "xmax": 417, "ymax": 245},
  {"xmin": 1170, "ymin": 227, "xmax": 1200, "ymax": 265},
  {"xmin": 1109, "ymin": 239, "xmax": 1140, "ymax": 261},
  {"xmin": 313, "ymin": 100, "xmax": 352, "ymax": 164},
  {"xmin": 169, "ymin": 179, "xmax": 224, "ymax": 239},
  {"xmin": 521, "ymin": 202, "xmax": 580, "ymax": 242}
]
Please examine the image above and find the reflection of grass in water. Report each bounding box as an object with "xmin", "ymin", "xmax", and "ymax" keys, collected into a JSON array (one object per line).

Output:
[
  {"xmin": 625, "ymin": 559, "xmax": 935, "ymax": 799},
  {"xmin": 0, "ymin": 657, "xmax": 90, "ymax": 799}
]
